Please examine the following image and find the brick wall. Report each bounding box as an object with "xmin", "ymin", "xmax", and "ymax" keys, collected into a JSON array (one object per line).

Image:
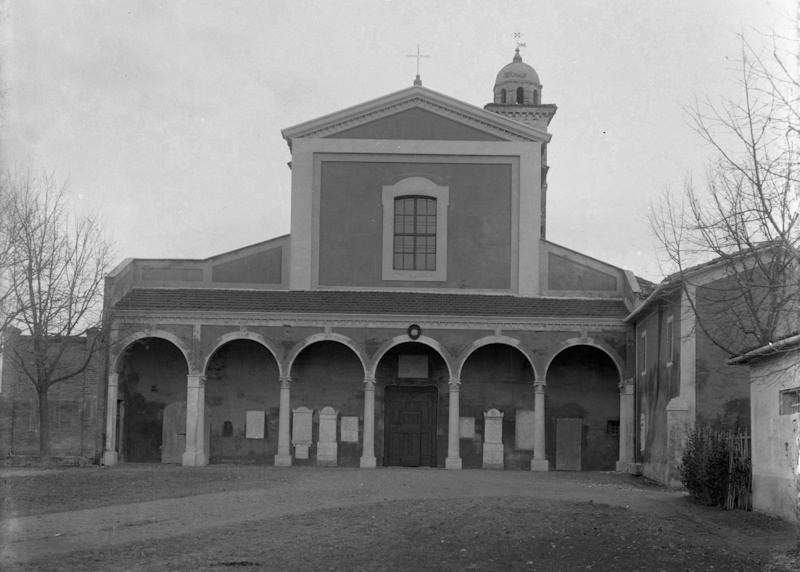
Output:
[{"xmin": 0, "ymin": 333, "xmax": 106, "ymax": 464}]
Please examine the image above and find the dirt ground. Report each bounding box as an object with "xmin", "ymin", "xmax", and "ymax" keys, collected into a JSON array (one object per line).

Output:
[{"xmin": 1, "ymin": 465, "xmax": 799, "ymax": 571}]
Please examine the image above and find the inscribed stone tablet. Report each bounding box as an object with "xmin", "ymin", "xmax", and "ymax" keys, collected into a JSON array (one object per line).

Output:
[
  {"xmin": 398, "ymin": 355, "xmax": 428, "ymax": 378},
  {"xmin": 515, "ymin": 409, "xmax": 535, "ymax": 450},
  {"xmin": 245, "ymin": 410, "xmax": 266, "ymax": 439},
  {"xmin": 459, "ymin": 417, "xmax": 475, "ymax": 438},
  {"xmin": 292, "ymin": 407, "xmax": 313, "ymax": 444},
  {"xmin": 341, "ymin": 416, "xmax": 359, "ymax": 442},
  {"xmin": 318, "ymin": 407, "xmax": 338, "ymax": 444},
  {"xmin": 483, "ymin": 409, "xmax": 504, "ymax": 444}
]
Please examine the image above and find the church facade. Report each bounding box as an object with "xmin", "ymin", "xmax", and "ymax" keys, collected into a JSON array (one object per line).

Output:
[{"xmin": 101, "ymin": 50, "xmax": 644, "ymax": 471}]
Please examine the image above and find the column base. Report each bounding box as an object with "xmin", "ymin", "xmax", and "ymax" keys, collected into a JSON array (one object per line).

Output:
[
  {"xmin": 530, "ymin": 459, "xmax": 549, "ymax": 472},
  {"xmin": 446, "ymin": 457, "xmax": 462, "ymax": 470},
  {"xmin": 181, "ymin": 452, "xmax": 207, "ymax": 467},
  {"xmin": 102, "ymin": 451, "xmax": 118, "ymax": 466},
  {"xmin": 274, "ymin": 454, "xmax": 293, "ymax": 467},
  {"xmin": 359, "ymin": 456, "xmax": 377, "ymax": 468},
  {"xmin": 615, "ymin": 460, "xmax": 631, "ymax": 473}
]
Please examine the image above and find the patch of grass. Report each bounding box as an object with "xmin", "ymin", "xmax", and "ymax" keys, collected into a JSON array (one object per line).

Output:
[{"xmin": 20, "ymin": 497, "xmax": 774, "ymax": 572}]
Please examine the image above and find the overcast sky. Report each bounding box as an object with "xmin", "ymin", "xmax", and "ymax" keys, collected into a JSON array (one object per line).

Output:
[{"xmin": 2, "ymin": 0, "xmax": 795, "ymax": 282}]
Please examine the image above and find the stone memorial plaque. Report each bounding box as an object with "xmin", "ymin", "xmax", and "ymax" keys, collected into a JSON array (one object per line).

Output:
[
  {"xmin": 341, "ymin": 416, "xmax": 359, "ymax": 442},
  {"xmin": 318, "ymin": 407, "xmax": 338, "ymax": 444},
  {"xmin": 483, "ymin": 409, "xmax": 505, "ymax": 469},
  {"xmin": 245, "ymin": 410, "xmax": 265, "ymax": 439},
  {"xmin": 459, "ymin": 416, "xmax": 475, "ymax": 438},
  {"xmin": 398, "ymin": 354, "xmax": 428, "ymax": 378},
  {"xmin": 515, "ymin": 409, "xmax": 535, "ymax": 450},
  {"xmin": 483, "ymin": 409, "xmax": 504, "ymax": 444},
  {"xmin": 292, "ymin": 407, "xmax": 313, "ymax": 444},
  {"xmin": 317, "ymin": 407, "xmax": 338, "ymax": 466}
]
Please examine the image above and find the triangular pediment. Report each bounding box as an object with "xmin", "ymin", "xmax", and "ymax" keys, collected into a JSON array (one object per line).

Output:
[{"xmin": 281, "ymin": 86, "xmax": 551, "ymax": 146}]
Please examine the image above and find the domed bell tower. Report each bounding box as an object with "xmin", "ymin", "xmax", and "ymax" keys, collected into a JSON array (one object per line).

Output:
[{"xmin": 485, "ymin": 46, "xmax": 557, "ymax": 239}]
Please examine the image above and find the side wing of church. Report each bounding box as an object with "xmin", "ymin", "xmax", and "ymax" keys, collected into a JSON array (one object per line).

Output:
[{"xmin": 101, "ymin": 50, "xmax": 643, "ymax": 471}]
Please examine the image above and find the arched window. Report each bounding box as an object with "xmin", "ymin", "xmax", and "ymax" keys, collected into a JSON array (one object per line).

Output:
[
  {"xmin": 516, "ymin": 87, "xmax": 524, "ymax": 104},
  {"xmin": 381, "ymin": 176, "xmax": 449, "ymax": 282},
  {"xmin": 533, "ymin": 90, "xmax": 540, "ymax": 105},
  {"xmin": 500, "ymin": 89, "xmax": 506, "ymax": 104},
  {"xmin": 393, "ymin": 196, "xmax": 436, "ymax": 270}
]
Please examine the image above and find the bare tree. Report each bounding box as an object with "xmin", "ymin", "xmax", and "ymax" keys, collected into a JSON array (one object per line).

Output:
[
  {"xmin": 1, "ymin": 170, "xmax": 114, "ymax": 464},
  {"xmin": 650, "ymin": 33, "xmax": 800, "ymax": 358}
]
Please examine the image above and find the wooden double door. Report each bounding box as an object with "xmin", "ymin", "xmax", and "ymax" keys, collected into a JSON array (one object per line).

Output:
[{"xmin": 384, "ymin": 385, "xmax": 438, "ymax": 467}]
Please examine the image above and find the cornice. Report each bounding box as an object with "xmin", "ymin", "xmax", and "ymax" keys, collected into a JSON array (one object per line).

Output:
[{"xmin": 113, "ymin": 310, "xmax": 628, "ymax": 332}]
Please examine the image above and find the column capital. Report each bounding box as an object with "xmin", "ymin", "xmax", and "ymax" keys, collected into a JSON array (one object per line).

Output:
[
  {"xmin": 448, "ymin": 378, "xmax": 461, "ymax": 390},
  {"xmin": 187, "ymin": 374, "xmax": 206, "ymax": 388},
  {"xmin": 279, "ymin": 376, "xmax": 291, "ymax": 389},
  {"xmin": 534, "ymin": 380, "xmax": 546, "ymax": 393},
  {"xmin": 363, "ymin": 377, "xmax": 376, "ymax": 389},
  {"xmin": 108, "ymin": 373, "xmax": 120, "ymax": 387},
  {"xmin": 618, "ymin": 378, "xmax": 635, "ymax": 393}
]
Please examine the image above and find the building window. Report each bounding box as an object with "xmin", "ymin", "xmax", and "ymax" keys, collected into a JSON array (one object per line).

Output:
[
  {"xmin": 779, "ymin": 388, "xmax": 800, "ymax": 415},
  {"xmin": 382, "ymin": 177, "xmax": 449, "ymax": 282},
  {"xmin": 607, "ymin": 420, "xmax": 620, "ymax": 436},
  {"xmin": 500, "ymin": 88, "xmax": 506, "ymax": 103},
  {"xmin": 665, "ymin": 315, "xmax": 674, "ymax": 367},
  {"xmin": 639, "ymin": 331, "xmax": 647, "ymax": 375},
  {"xmin": 516, "ymin": 87, "xmax": 524, "ymax": 104},
  {"xmin": 393, "ymin": 197, "xmax": 436, "ymax": 271}
]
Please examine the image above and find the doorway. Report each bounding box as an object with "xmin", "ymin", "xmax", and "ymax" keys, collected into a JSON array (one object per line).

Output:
[{"xmin": 383, "ymin": 385, "xmax": 438, "ymax": 467}]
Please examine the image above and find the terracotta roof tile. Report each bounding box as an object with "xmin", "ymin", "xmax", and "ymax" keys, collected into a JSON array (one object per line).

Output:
[{"xmin": 115, "ymin": 288, "xmax": 628, "ymax": 319}]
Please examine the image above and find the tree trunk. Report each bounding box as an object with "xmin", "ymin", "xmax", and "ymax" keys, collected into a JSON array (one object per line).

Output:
[{"xmin": 38, "ymin": 386, "xmax": 51, "ymax": 466}]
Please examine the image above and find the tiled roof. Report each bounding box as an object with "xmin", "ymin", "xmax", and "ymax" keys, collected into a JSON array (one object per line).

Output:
[
  {"xmin": 114, "ymin": 288, "xmax": 629, "ymax": 319},
  {"xmin": 636, "ymin": 276, "xmax": 657, "ymax": 297}
]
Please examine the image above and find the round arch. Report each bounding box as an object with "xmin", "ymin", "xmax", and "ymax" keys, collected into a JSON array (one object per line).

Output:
[
  {"xmin": 368, "ymin": 334, "xmax": 456, "ymax": 380},
  {"xmin": 542, "ymin": 337, "xmax": 624, "ymax": 381},
  {"xmin": 202, "ymin": 331, "xmax": 286, "ymax": 377},
  {"xmin": 285, "ymin": 332, "xmax": 369, "ymax": 378},
  {"xmin": 455, "ymin": 335, "xmax": 539, "ymax": 380},
  {"xmin": 112, "ymin": 330, "xmax": 193, "ymax": 374}
]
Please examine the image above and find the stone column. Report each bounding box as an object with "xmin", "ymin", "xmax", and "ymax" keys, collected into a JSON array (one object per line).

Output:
[
  {"xmin": 446, "ymin": 378, "xmax": 462, "ymax": 469},
  {"xmin": 531, "ymin": 380, "xmax": 549, "ymax": 471},
  {"xmin": 275, "ymin": 376, "xmax": 293, "ymax": 466},
  {"xmin": 102, "ymin": 373, "xmax": 119, "ymax": 466},
  {"xmin": 360, "ymin": 377, "xmax": 377, "ymax": 468},
  {"xmin": 182, "ymin": 374, "xmax": 207, "ymax": 466},
  {"xmin": 616, "ymin": 378, "xmax": 635, "ymax": 472}
]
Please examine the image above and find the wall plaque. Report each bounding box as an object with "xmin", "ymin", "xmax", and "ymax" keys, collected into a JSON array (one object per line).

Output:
[
  {"xmin": 245, "ymin": 410, "xmax": 265, "ymax": 439},
  {"xmin": 398, "ymin": 355, "xmax": 428, "ymax": 378}
]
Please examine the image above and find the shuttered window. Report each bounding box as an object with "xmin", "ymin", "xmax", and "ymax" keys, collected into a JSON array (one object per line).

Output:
[
  {"xmin": 639, "ymin": 331, "xmax": 647, "ymax": 375},
  {"xmin": 666, "ymin": 315, "xmax": 674, "ymax": 366},
  {"xmin": 779, "ymin": 388, "xmax": 800, "ymax": 415}
]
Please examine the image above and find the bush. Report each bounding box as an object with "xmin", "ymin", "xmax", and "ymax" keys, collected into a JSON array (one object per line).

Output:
[{"xmin": 680, "ymin": 425, "xmax": 751, "ymax": 510}]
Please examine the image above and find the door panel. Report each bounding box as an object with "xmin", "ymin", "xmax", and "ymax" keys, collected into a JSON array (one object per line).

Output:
[{"xmin": 384, "ymin": 386, "xmax": 437, "ymax": 467}]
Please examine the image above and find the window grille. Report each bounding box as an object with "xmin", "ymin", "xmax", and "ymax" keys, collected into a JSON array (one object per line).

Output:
[
  {"xmin": 393, "ymin": 196, "xmax": 437, "ymax": 271},
  {"xmin": 607, "ymin": 420, "xmax": 620, "ymax": 436}
]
